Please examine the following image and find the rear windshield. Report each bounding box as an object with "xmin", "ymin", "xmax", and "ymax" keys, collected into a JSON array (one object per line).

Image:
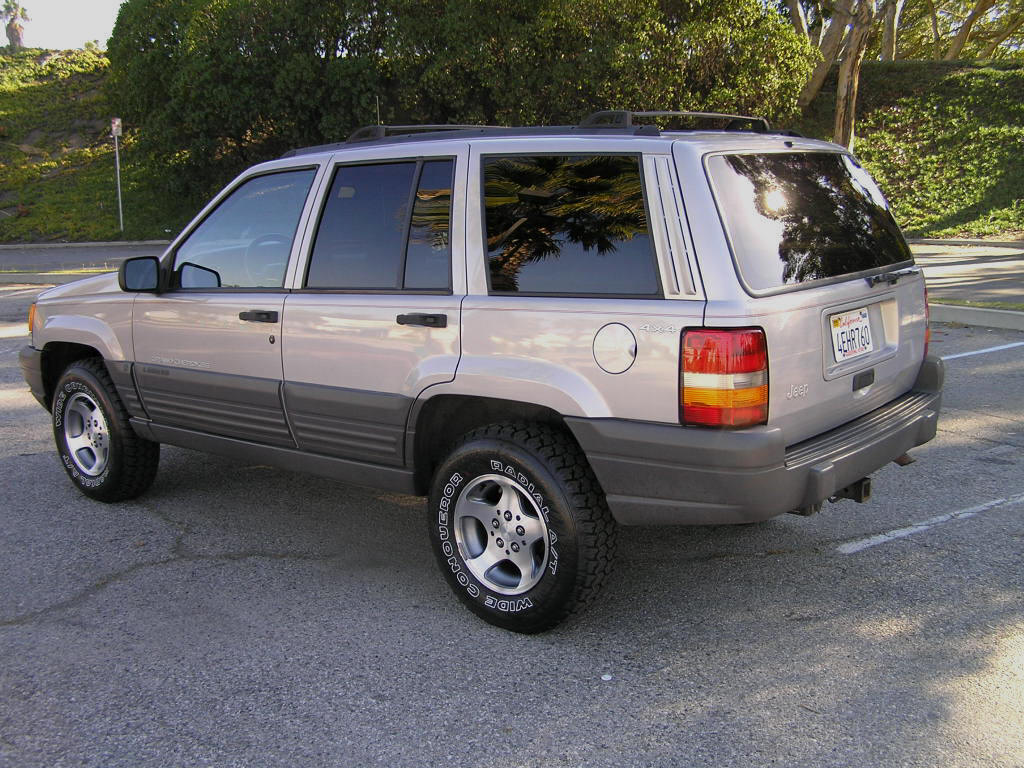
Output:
[{"xmin": 707, "ymin": 152, "xmax": 912, "ymax": 293}]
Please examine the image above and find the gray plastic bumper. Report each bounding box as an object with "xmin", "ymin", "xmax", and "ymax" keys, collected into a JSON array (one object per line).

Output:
[
  {"xmin": 19, "ymin": 345, "xmax": 47, "ymax": 408},
  {"xmin": 567, "ymin": 356, "xmax": 944, "ymax": 526}
]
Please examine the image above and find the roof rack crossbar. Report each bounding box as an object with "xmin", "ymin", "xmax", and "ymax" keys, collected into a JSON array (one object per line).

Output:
[
  {"xmin": 346, "ymin": 124, "xmax": 500, "ymax": 143},
  {"xmin": 579, "ymin": 110, "xmax": 771, "ymax": 133}
]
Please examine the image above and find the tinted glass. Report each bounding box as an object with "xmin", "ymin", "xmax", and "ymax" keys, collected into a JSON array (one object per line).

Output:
[
  {"xmin": 307, "ymin": 162, "xmax": 417, "ymax": 289},
  {"xmin": 404, "ymin": 160, "xmax": 454, "ymax": 290},
  {"xmin": 174, "ymin": 169, "xmax": 315, "ymax": 289},
  {"xmin": 708, "ymin": 152, "xmax": 913, "ymax": 292},
  {"xmin": 483, "ymin": 155, "xmax": 659, "ymax": 296}
]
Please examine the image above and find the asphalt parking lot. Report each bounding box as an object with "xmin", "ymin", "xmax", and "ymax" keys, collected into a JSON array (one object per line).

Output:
[{"xmin": 1, "ymin": 284, "xmax": 1022, "ymax": 768}]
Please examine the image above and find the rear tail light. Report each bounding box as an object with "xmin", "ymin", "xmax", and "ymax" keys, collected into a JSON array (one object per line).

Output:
[
  {"xmin": 681, "ymin": 328, "xmax": 768, "ymax": 428},
  {"xmin": 923, "ymin": 284, "xmax": 930, "ymax": 359}
]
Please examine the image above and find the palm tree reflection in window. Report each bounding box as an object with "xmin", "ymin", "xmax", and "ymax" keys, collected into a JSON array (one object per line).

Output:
[
  {"xmin": 720, "ymin": 153, "xmax": 912, "ymax": 288},
  {"xmin": 483, "ymin": 155, "xmax": 658, "ymax": 295}
]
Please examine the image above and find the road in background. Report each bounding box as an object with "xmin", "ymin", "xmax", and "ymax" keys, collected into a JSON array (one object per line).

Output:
[
  {"xmin": 910, "ymin": 241, "xmax": 1023, "ymax": 305},
  {"xmin": 1, "ymin": 300, "xmax": 1022, "ymax": 766},
  {"xmin": 0, "ymin": 242, "xmax": 167, "ymax": 274}
]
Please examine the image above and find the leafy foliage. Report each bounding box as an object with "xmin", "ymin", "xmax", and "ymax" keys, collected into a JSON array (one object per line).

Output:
[
  {"xmin": 106, "ymin": 0, "xmax": 816, "ymax": 196},
  {"xmin": 794, "ymin": 60, "xmax": 1024, "ymax": 238}
]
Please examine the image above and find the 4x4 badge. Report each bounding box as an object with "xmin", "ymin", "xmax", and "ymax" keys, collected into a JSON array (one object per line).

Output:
[{"xmin": 636, "ymin": 323, "xmax": 678, "ymax": 334}]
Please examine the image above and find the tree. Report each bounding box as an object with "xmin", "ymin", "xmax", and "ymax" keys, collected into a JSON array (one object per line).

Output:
[
  {"xmin": 885, "ymin": 0, "xmax": 1024, "ymax": 60},
  {"xmin": 107, "ymin": 0, "xmax": 816, "ymax": 195},
  {"xmin": 784, "ymin": 0, "xmax": 878, "ymax": 148},
  {"xmin": 879, "ymin": 0, "xmax": 906, "ymax": 60},
  {"xmin": 833, "ymin": 0, "xmax": 876, "ymax": 149},
  {"xmin": 944, "ymin": 0, "xmax": 999, "ymax": 58},
  {"xmin": 2, "ymin": 0, "xmax": 29, "ymax": 49}
]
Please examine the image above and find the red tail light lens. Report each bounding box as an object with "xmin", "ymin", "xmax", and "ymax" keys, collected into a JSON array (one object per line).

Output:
[{"xmin": 681, "ymin": 328, "xmax": 768, "ymax": 428}]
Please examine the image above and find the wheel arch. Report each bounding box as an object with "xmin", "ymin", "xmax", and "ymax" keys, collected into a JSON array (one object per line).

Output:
[
  {"xmin": 39, "ymin": 342, "xmax": 105, "ymax": 410},
  {"xmin": 408, "ymin": 394, "xmax": 583, "ymax": 495}
]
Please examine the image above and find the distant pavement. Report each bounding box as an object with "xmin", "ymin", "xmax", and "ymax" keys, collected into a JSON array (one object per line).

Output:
[
  {"xmin": 909, "ymin": 240, "xmax": 1024, "ymax": 305},
  {"xmin": 0, "ymin": 241, "xmax": 168, "ymax": 273}
]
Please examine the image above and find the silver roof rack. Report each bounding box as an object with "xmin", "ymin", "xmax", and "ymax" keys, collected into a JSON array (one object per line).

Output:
[{"xmin": 579, "ymin": 110, "xmax": 771, "ymax": 133}]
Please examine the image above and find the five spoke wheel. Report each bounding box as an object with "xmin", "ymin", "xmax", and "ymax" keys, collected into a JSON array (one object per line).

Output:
[
  {"xmin": 63, "ymin": 391, "xmax": 110, "ymax": 476},
  {"xmin": 453, "ymin": 474, "xmax": 550, "ymax": 595}
]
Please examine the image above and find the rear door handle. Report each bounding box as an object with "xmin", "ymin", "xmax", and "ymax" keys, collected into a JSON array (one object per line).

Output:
[
  {"xmin": 396, "ymin": 313, "xmax": 447, "ymax": 328},
  {"xmin": 239, "ymin": 310, "xmax": 279, "ymax": 323}
]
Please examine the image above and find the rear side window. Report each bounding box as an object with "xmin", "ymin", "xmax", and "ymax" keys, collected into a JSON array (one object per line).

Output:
[
  {"xmin": 482, "ymin": 155, "xmax": 660, "ymax": 296},
  {"xmin": 306, "ymin": 159, "xmax": 454, "ymax": 291},
  {"xmin": 708, "ymin": 152, "xmax": 913, "ymax": 293}
]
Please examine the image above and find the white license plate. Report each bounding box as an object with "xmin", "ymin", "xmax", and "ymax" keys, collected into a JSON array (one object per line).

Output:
[{"xmin": 830, "ymin": 307, "xmax": 874, "ymax": 362}]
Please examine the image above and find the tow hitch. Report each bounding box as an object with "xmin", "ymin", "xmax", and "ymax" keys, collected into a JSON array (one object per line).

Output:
[{"xmin": 830, "ymin": 477, "xmax": 872, "ymax": 504}]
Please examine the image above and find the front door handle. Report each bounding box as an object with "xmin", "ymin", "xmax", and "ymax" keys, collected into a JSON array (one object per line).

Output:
[
  {"xmin": 239, "ymin": 310, "xmax": 279, "ymax": 323},
  {"xmin": 396, "ymin": 313, "xmax": 447, "ymax": 328}
]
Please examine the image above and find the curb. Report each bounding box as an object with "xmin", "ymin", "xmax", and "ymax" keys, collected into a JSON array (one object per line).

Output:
[
  {"xmin": 0, "ymin": 241, "xmax": 170, "ymax": 250},
  {"xmin": 909, "ymin": 238, "xmax": 1024, "ymax": 249},
  {"xmin": 930, "ymin": 303, "xmax": 1024, "ymax": 332}
]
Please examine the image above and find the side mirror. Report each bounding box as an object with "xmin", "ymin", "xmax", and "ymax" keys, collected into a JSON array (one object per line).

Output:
[
  {"xmin": 118, "ymin": 256, "xmax": 160, "ymax": 292},
  {"xmin": 178, "ymin": 262, "xmax": 222, "ymax": 289}
]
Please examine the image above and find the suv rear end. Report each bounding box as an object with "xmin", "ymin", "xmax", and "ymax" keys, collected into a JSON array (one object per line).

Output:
[{"xmin": 567, "ymin": 130, "xmax": 942, "ymax": 525}]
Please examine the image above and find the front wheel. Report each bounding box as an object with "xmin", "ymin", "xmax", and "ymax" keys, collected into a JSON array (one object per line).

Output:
[
  {"xmin": 428, "ymin": 422, "xmax": 617, "ymax": 633},
  {"xmin": 52, "ymin": 358, "xmax": 160, "ymax": 502}
]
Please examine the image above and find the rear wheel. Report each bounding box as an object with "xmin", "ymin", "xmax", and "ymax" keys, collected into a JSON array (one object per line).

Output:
[
  {"xmin": 428, "ymin": 422, "xmax": 616, "ymax": 633},
  {"xmin": 53, "ymin": 358, "xmax": 159, "ymax": 502}
]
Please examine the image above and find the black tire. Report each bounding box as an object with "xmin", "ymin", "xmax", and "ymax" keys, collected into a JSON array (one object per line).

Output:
[
  {"xmin": 427, "ymin": 422, "xmax": 617, "ymax": 633},
  {"xmin": 52, "ymin": 357, "xmax": 160, "ymax": 502}
]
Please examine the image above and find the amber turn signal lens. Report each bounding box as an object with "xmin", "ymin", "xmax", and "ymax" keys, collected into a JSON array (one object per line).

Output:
[{"xmin": 28, "ymin": 302, "xmax": 36, "ymax": 334}]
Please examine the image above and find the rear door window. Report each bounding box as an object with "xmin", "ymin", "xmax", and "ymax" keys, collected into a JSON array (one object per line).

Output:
[
  {"xmin": 482, "ymin": 154, "xmax": 660, "ymax": 296},
  {"xmin": 707, "ymin": 152, "xmax": 912, "ymax": 293}
]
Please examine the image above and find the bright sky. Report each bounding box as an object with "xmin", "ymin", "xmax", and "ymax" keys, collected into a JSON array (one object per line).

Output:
[{"xmin": 15, "ymin": 0, "xmax": 124, "ymax": 50}]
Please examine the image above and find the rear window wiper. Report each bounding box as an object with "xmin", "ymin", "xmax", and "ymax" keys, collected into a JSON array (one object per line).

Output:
[{"xmin": 867, "ymin": 267, "xmax": 919, "ymax": 286}]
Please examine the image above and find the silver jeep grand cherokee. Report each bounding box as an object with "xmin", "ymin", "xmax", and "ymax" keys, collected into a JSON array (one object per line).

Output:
[{"xmin": 20, "ymin": 111, "xmax": 943, "ymax": 633}]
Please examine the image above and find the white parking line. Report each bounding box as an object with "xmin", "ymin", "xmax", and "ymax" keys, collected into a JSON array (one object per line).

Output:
[
  {"xmin": 941, "ymin": 341, "xmax": 1024, "ymax": 361},
  {"xmin": 837, "ymin": 492, "xmax": 1024, "ymax": 554}
]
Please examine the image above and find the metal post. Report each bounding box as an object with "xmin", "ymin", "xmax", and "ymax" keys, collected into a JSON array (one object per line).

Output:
[
  {"xmin": 111, "ymin": 117, "xmax": 124, "ymax": 233},
  {"xmin": 114, "ymin": 133, "xmax": 124, "ymax": 233}
]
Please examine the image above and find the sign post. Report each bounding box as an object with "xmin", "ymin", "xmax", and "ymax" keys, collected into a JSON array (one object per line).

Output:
[{"xmin": 111, "ymin": 117, "xmax": 124, "ymax": 233}]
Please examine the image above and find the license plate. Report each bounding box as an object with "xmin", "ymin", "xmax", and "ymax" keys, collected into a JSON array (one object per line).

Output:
[{"xmin": 830, "ymin": 307, "xmax": 874, "ymax": 362}]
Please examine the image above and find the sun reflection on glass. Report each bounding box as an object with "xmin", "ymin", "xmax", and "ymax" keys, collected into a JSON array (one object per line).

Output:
[{"xmin": 762, "ymin": 188, "xmax": 787, "ymax": 213}]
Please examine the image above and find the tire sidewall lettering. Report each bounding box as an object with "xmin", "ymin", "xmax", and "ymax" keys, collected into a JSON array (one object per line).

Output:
[
  {"xmin": 433, "ymin": 455, "xmax": 562, "ymax": 614},
  {"xmin": 54, "ymin": 377, "xmax": 111, "ymax": 490}
]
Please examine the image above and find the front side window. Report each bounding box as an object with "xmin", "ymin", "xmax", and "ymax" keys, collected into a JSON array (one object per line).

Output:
[
  {"xmin": 707, "ymin": 152, "xmax": 913, "ymax": 293},
  {"xmin": 483, "ymin": 155, "xmax": 659, "ymax": 296},
  {"xmin": 305, "ymin": 159, "xmax": 455, "ymax": 291},
  {"xmin": 174, "ymin": 169, "xmax": 316, "ymax": 289}
]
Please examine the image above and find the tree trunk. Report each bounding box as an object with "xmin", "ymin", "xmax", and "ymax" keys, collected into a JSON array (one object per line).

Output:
[
  {"xmin": 834, "ymin": 0, "xmax": 876, "ymax": 151},
  {"xmin": 5, "ymin": 19, "xmax": 24, "ymax": 49},
  {"xmin": 979, "ymin": 14, "xmax": 1024, "ymax": 58},
  {"xmin": 785, "ymin": 0, "xmax": 810, "ymax": 39},
  {"xmin": 798, "ymin": 0, "xmax": 857, "ymax": 110},
  {"xmin": 925, "ymin": 0, "xmax": 941, "ymax": 59},
  {"xmin": 944, "ymin": 0, "xmax": 997, "ymax": 60},
  {"xmin": 880, "ymin": 0, "xmax": 905, "ymax": 60}
]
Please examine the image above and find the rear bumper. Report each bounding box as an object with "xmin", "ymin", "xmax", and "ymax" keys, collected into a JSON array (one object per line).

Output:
[
  {"xmin": 19, "ymin": 345, "xmax": 47, "ymax": 408},
  {"xmin": 567, "ymin": 356, "xmax": 944, "ymax": 525}
]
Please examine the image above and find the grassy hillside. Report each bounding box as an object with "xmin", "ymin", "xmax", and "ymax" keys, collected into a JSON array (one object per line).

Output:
[
  {"xmin": 794, "ymin": 60, "xmax": 1024, "ymax": 239},
  {"xmin": 0, "ymin": 48, "xmax": 192, "ymax": 242}
]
